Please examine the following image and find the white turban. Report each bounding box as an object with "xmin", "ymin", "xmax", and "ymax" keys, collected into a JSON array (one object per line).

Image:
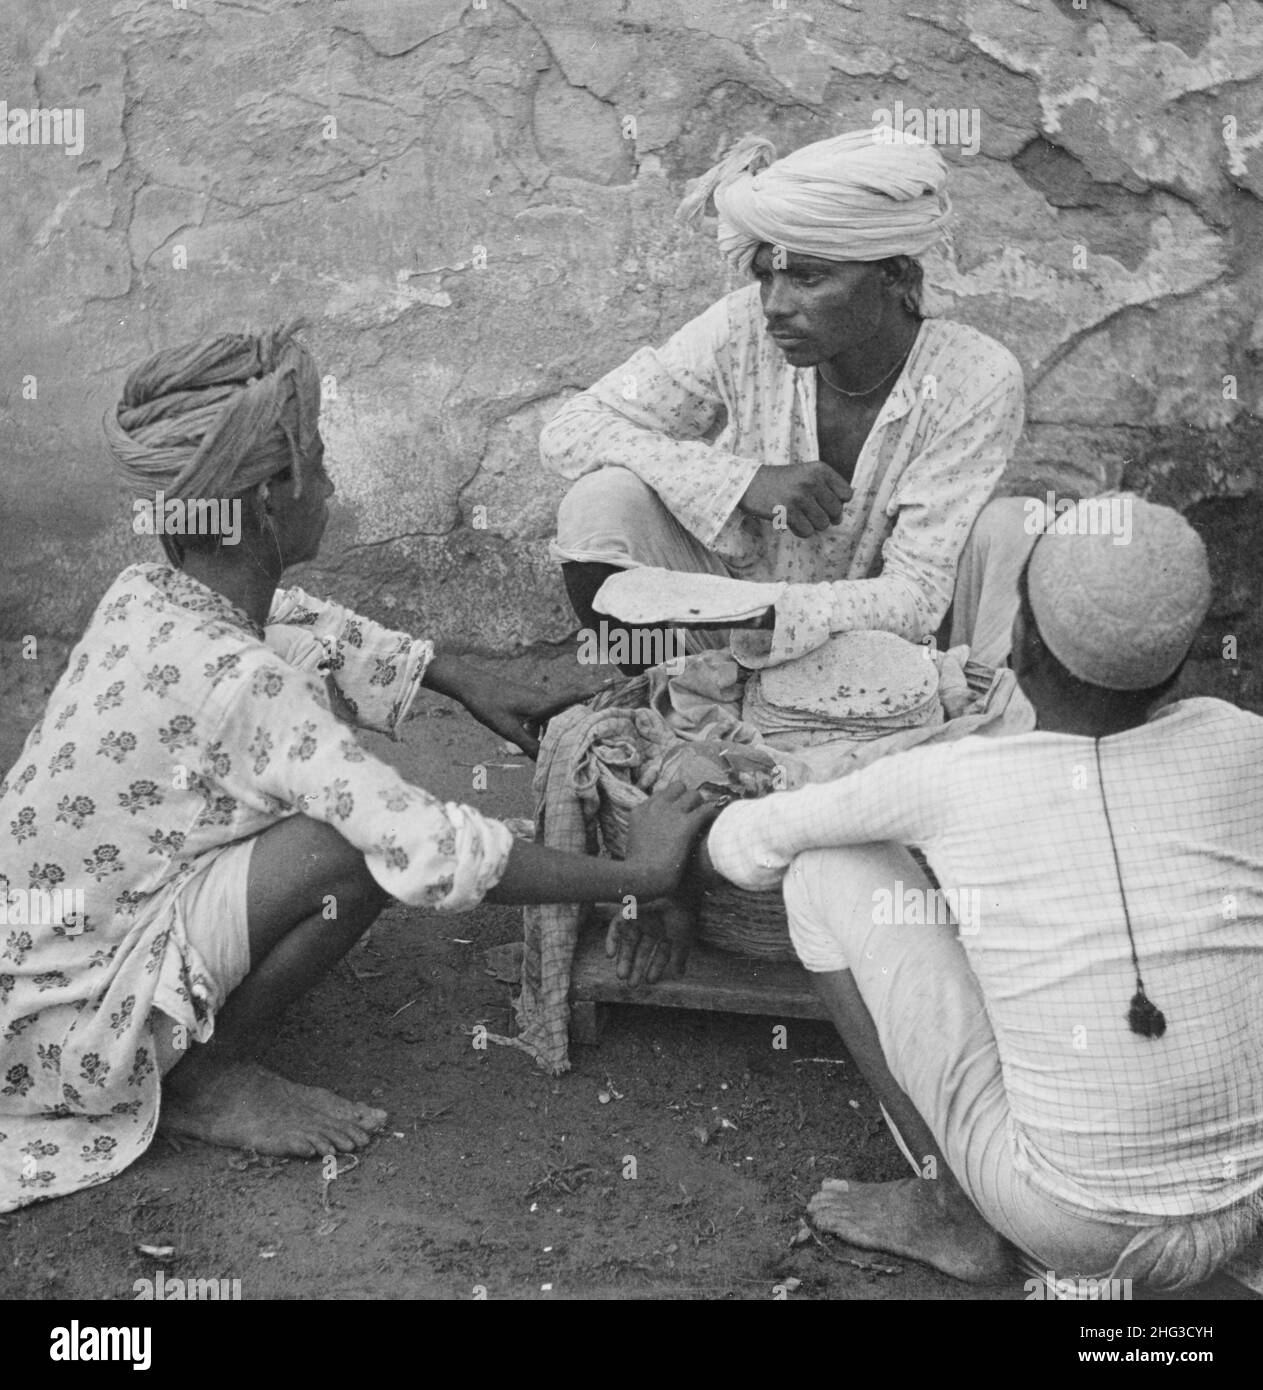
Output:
[{"xmin": 676, "ymin": 128, "xmax": 951, "ymax": 273}]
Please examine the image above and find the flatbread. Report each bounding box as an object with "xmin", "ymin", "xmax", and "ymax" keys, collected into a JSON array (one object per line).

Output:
[
  {"xmin": 760, "ymin": 629, "xmax": 938, "ymax": 721},
  {"xmin": 593, "ymin": 567, "xmax": 786, "ymax": 625}
]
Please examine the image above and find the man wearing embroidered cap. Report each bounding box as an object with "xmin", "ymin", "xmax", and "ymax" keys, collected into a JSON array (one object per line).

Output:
[
  {"xmin": 700, "ymin": 497, "xmax": 1263, "ymax": 1292},
  {"xmin": 543, "ymin": 127, "xmax": 1033, "ymax": 673}
]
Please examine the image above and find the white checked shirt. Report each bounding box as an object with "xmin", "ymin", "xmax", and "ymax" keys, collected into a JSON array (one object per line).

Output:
[
  {"xmin": 708, "ymin": 697, "xmax": 1263, "ymax": 1220},
  {"xmin": 541, "ymin": 283, "xmax": 1024, "ymax": 664}
]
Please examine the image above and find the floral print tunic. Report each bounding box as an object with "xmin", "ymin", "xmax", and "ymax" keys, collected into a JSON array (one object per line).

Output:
[
  {"xmin": 0, "ymin": 564, "xmax": 513, "ymax": 1211},
  {"xmin": 540, "ymin": 283, "xmax": 1025, "ymax": 664}
]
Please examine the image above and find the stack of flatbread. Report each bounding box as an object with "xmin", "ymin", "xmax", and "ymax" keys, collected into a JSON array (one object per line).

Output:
[
  {"xmin": 593, "ymin": 567, "xmax": 784, "ymax": 626},
  {"xmin": 743, "ymin": 629, "xmax": 943, "ymax": 746}
]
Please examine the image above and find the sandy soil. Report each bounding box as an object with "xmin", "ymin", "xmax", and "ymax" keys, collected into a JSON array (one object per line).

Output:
[{"xmin": 0, "ymin": 642, "xmax": 1253, "ymax": 1302}]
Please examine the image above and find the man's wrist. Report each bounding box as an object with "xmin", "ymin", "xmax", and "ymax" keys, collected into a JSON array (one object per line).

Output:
[
  {"xmin": 421, "ymin": 653, "xmax": 473, "ymax": 704},
  {"xmin": 736, "ymin": 464, "xmax": 764, "ymax": 514},
  {"xmin": 618, "ymin": 857, "xmax": 668, "ymax": 903},
  {"xmin": 690, "ymin": 829, "xmax": 722, "ymax": 886}
]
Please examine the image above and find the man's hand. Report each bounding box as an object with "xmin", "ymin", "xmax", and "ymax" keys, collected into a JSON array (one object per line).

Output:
[
  {"xmin": 423, "ymin": 655, "xmax": 605, "ymax": 758},
  {"xmin": 608, "ymin": 785, "xmax": 718, "ymax": 986},
  {"xmin": 605, "ymin": 892, "xmax": 699, "ymax": 988},
  {"xmin": 624, "ymin": 782, "xmax": 721, "ymax": 900},
  {"xmin": 739, "ymin": 461, "xmax": 852, "ymax": 539},
  {"xmin": 459, "ymin": 676, "xmax": 593, "ymax": 759},
  {"xmin": 485, "ymin": 784, "xmax": 714, "ymax": 907}
]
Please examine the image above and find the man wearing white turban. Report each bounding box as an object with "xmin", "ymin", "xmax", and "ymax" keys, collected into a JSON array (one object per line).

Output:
[
  {"xmin": 542, "ymin": 128, "xmax": 1032, "ymax": 673},
  {"xmin": 702, "ymin": 498, "xmax": 1263, "ymax": 1293},
  {"xmin": 0, "ymin": 325, "xmax": 716, "ymax": 1213}
]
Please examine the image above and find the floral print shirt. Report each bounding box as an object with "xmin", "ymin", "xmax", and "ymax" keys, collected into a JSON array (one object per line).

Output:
[
  {"xmin": 0, "ymin": 564, "xmax": 513, "ymax": 1211},
  {"xmin": 540, "ymin": 283, "xmax": 1025, "ymax": 664}
]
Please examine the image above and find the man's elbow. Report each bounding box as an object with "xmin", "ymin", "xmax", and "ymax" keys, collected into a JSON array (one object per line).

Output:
[
  {"xmin": 873, "ymin": 572, "xmax": 949, "ymax": 644},
  {"xmin": 539, "ymin": 406, "xmax": 596, "ymax": 478},
  {"xmin": 538, "ymin": 417, "xmax": 568, "ymax": 476}
]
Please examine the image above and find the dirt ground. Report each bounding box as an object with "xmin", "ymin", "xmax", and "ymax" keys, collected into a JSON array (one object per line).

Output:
[{"xmin": 0, "ymin": 642, "xmax": 1254, "ymax": 1303}]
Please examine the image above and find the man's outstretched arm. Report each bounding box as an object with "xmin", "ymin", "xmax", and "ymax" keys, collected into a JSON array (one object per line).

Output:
[
  {"xmin": 420, "ymin": 654, "xmax": 601, "ymax": 759},
  {"xmin": 701, "ymin": 744, "xmax": 950, "ymax": 891}
]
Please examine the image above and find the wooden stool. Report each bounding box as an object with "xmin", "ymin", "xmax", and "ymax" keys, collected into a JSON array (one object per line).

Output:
[{"xmin": 568, "ymin": 927, "xmax": 830, "ymax": 1045}]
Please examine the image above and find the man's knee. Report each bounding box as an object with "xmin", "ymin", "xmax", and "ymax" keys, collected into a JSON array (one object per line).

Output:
[
  {"xmin": 964, "ymin": 495, "xmax": 1037, "ymax": 562},
  {"xmin": 253, "ymin": 815, "xmax": 387, "ymax": 920},
  {"xmin": 556, "ymin": 467, "xmax": 661, "ymax": 537},
  {"xmin": 784, "ymin": 848, "xmax": 853, "ymax": 974},
  {"xmin": 951, "ymin": 496, "xmax": 1044, "ymax": 663},
  {"xmin": 784, "ymin": 843, "xmax": 929, "ymax": 972},
  {"xmin": 317, "ymin": 833, "xmax": 389, "ymax": 917}
]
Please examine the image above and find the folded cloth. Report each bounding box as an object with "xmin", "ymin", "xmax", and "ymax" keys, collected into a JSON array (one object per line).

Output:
[
  {"xmin": 515, "ymin": 702, "xmax": 679, "ymax": 1072},
  {"xmin": 644, "ymin": 650, "xmax": 758, "ymax": 742},
  {"xmin": 641, "ymin": 740, "xmax": 782, "ymax": 800},
  {"xmin": 514, "ymin": 649, "xmax": 1030, "ymax": 1073}
]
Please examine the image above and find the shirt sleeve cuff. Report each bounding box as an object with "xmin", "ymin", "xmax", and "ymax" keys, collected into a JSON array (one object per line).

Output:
[
  {"xmin": 432, "ymin": 804, "xmax": 515, "ymax": 911},
  {"xmin": 705, "ymin": 801, "xmax": 788, "ymax": 891},
  {"xmin": 690, "ymin": 453, "xmax": 763, "ymax": 550},
  {"xmin": 387, "ymin": 638, "xmax": 435, "ymax": 736},
  {"xmin": 731, "ymin": 585, "xmax": 833, "ymax": 669}
]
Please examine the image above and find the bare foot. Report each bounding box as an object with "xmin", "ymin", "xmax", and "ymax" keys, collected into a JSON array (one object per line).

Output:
[
  {"xmin": 159, "ymin": 1060, "xmax": 387, "ymax": 1158},
  {"xmin": 807, "ymin": 1176, "xmax": 1012, "ymax": 1284}
]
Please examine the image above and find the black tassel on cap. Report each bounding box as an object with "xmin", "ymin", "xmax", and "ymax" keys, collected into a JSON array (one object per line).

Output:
[{"xmin": 1128, "ymin": 987, "xmax": 1166, "ymax": 1039}]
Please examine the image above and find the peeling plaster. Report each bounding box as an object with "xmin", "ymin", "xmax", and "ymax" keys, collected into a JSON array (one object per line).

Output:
[{"xmin": 2, "ymin": 0, "xmax": 1262, "ymax": 650}]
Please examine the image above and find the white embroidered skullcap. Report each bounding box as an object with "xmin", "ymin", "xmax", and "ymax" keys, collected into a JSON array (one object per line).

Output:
[{"xmin": 1027, "ymin": 495, "xmax": 1211, "ymax": 691}]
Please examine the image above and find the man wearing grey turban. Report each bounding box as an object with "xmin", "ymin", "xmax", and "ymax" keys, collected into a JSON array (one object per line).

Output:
[
  {"xmin": 0, "ymin": 325, "xmax": 716, "ymax": 1212},
  {"xmin": 542, "ymin": 128, "xmax": 1033, "ymax": 674}
]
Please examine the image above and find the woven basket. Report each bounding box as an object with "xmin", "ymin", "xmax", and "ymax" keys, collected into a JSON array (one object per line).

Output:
[
  {"xmin": 592, "ymin": 760, "xmax": 796, "ymax": 961},
  {"xmin": 580, "ymin": 663, "xmax": 962, "ymax": 959}
]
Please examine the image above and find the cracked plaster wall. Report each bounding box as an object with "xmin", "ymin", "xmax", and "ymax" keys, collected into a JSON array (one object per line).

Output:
[{"xmin": 2, "ymin": 0, "xmax": 1262, "ymax": 667}]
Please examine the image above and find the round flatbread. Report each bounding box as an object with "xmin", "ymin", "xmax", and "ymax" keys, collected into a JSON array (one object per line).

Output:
[
  {"xmin": 760, "ymin": 629, "xmax": 938, "ymax": 721},
  {"xmin": 593, "ymin": 567, "xmax": 786, "ymax": 625}
]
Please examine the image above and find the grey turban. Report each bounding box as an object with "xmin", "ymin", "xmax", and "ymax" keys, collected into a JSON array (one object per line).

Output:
[{"xmin": 103, "ymin": 322, "xmax": 319, "ymax": 502}]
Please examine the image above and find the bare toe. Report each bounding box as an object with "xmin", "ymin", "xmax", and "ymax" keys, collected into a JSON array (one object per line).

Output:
[
  {"xmin": 159, "ymin": 1062, "xmax": 385, "ymax": 1160},
  {"xmin": 808, "ymin": 1177, "xmax": 1011, "ymax": 1285},
  {"xmin": 295, "ymin": 1083, "xmax": 386, "ymax": 1131}
]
